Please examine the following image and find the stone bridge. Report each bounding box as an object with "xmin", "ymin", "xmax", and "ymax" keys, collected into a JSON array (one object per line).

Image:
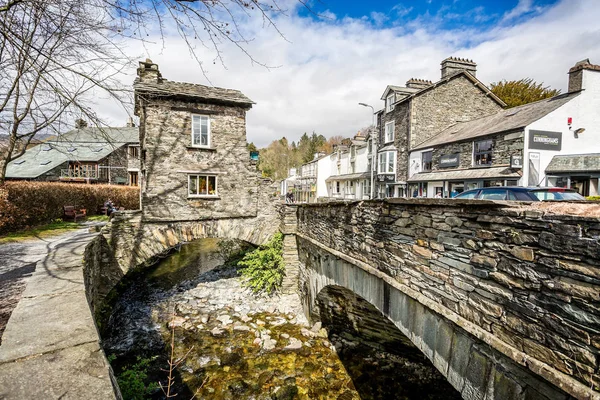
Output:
[{"xmin": 280, "ymin": 200, "xmax": 600, "ymax": 400}]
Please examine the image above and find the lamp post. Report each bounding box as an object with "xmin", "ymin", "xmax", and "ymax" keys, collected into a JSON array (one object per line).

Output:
[{"xmin": 359, "ymin": 102, "xmax": 376, "ymax": 199}]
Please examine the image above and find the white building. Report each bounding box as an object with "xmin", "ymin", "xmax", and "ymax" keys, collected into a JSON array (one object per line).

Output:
[{"xmin": 326, "ymin": 139, "xmax": 372, "ymax": 200}]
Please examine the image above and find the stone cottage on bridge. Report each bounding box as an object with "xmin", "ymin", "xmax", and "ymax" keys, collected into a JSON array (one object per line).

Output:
[{"xmin": 133, "ymin": 59, "xmax": 263, "ymax": 222}]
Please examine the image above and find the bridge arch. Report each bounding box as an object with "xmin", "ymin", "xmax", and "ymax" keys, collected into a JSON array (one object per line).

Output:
[{"xmin": 297, "ymin": 235, "xmax": 571, "ymax": 400}]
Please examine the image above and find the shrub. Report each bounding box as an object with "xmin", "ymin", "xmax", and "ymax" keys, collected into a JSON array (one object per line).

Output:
[
  {"xmin": 0, "ymin": 181, "xmax": 139, "ymax": 234},
  {"xmin": 238, "ymin": 232, "xmax": 284, "ymax": 295},
  {"xmin": 586, "ymin": 196, "xmax": 600, "ymax": 201},
  {"xmin": 113, "ymin": 356, "xmax": 159, "ymax": 400}
]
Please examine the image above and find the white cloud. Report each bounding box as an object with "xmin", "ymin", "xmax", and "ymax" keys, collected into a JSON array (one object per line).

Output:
[{"xmin": 102, "ymin": 0, "xmax": 600, "ymax": 147}]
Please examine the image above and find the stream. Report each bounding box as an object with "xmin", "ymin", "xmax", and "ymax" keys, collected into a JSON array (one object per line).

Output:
[{"xmin": 101, "ymin": 238, "xmax": 462, "ymax": 400}]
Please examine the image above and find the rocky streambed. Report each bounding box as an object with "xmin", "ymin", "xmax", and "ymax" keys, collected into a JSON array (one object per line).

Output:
[{"xmin": 101, "ymin": 238, "xmax": 360, "ymax": 399}]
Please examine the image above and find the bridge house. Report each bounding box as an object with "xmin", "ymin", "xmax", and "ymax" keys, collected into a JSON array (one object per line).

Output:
[
  {"xmin": 406, "ymin": 59, "xmax": 600, "ymax": 198},
  {"xmin": 133, "ymin": 59, "xmax": 260, "ymax": 221}
]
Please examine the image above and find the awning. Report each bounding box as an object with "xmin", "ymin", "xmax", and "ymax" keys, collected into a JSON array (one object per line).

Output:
[
  {"xmin": 326, "ymin": 172, "xmax": 370, "ymax": 182},
  {"xmin": 408, "ymin": 166, "xmax": 521, "ymax": 182},
  {"xmin": 545, "ymin": 154, "xmax": 600, "ymax": 174}
]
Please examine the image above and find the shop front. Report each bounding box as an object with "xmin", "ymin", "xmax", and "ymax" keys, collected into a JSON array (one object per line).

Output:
[
  {"xmin": 545, "ymin": 154, "xmax": 600, "ymax": 196},
  {"xmin": 408, "ymin": 166, "xmax": 522, "ymax": 198}
]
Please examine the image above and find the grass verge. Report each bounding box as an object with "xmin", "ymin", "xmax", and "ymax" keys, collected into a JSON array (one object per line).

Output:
[{"xmin": 0, "ymin": 215, "xmax": 108, "ymax": 243}]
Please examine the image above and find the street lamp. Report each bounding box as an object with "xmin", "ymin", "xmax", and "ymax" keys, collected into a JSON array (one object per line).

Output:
[{"xmin": 359, "ymin": 103, "xmax": 376, "ymax": 199}]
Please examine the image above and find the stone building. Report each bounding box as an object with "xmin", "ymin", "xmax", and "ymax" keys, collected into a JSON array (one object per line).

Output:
[
  {"xmin": 133, "ymin": 59, "xmax": 262, "ymax": 221},
  {"xmin": 375, "ymin": 57, "xmax": 506, "ymax": 198},
  {"xmin": 5, "ymin": 123, "xmax": 139, "ymax": 184},
  {"xmin": 408, "ymin": 58, "xmax": 600, "ymax": 198}
]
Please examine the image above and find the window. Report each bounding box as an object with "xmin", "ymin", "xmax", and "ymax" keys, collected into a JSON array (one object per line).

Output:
[
  {"xmin": 350, "ymin": 146, "xmax": 356, "ymax": 159},
  {"xmin": 479, "ymin": 189, "xmax": 507, "ymax": 200},
  {"xmin": 422, "ymin": 151, "xmax": 433, "ymax": 172},
  {"xmin": 364, "ymin": 179, "xmax": 371, "ymax": 198},
  {"xmin": 191, "ymin": 115, "xmax": 210, "ymax": 147},
  {"xmin": 128, "ymin": 146, "xmax": 139, "ymax": 158},
  {"xmin": 384, "ymin": 121, "xmax": 395, "ymax": 143},
  {"xmin": 378, "ymin": 151, "xmax": 396, "ymax": 174},
  {"xmin": 368, "ymin": 139, "xmax": 372, "ymax": 155},
  {"xmin": 346, "ymin": 181, "xmax": 355, "ymax": 195},
  {"xmin": 350, "ymin": 161, "xmax": 355, "ymax": 174},
  {"xmin": 386, "ymin": 93, "xmax": 395, "ymax": 112},
  {"xmin": 188, "ymin": 174, "xmax": 217, "ymax": 197},
  {"xmin": 129, "ymin": 171, "xmax": 139, "ymax": 186},
  {"xmin": 335, "ymin": 181, "xmax": 341, "ymax": 194},
  {"xmin": 474, "ymin": 139, "xmax": 493, "ymax": 166}
]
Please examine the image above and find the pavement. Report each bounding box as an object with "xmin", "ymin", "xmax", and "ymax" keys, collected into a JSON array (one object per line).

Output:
[{"xmin": 0, "ymin": 228, "xmax": 117, "ymax": 399}]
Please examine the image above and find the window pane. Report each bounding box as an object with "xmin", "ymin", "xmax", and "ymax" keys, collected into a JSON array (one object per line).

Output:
[
  {"xmin": 208, "ymin": 176, "xmax": 216, "ymax": 195},
  {"xmin": 199, "ymin": 176, "xmax": 207, "ymax": 195},
  {"xmin": 189, "ymin": 176, "xmax": 198, "ymax": 195},
  {"xmin": 387, "ymin": 152, "xmax": 394, "ymax": 173},
  {"xmin": 480, "ymin": 189, "xmax": 507, "ymax": 200},
  {"xmin": 201, "ymin": 132, "xmax": 208, "ymax": 146}
]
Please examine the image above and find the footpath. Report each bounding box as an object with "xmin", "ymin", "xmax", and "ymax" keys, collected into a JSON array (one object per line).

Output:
[{"xmin": 0, "ymin": 230, "xmax": 117, "ymax": 399}]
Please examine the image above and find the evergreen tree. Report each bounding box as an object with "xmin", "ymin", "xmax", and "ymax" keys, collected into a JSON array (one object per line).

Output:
[{"xmin": 490, "ymin": 78, "xmax": 561, "ymax": 108}]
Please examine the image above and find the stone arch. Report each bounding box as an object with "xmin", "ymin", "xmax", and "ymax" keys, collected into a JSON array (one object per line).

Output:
[{"xmin": 297, "ymin": 236, "xmax": 571, "ymax": 400}]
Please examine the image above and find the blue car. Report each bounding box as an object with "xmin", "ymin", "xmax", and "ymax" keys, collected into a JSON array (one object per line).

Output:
[{"xmin": 453, "ymin": 187, "xmax": 586, "ymax": 201}]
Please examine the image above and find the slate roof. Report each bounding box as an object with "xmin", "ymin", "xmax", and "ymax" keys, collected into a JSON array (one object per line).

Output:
[
  {"xmin": 134, "ymin": 79, "xmax": 254, "ymax": 106},
  {"xmin": 545, "ymin": 154, "xmax": 600, "ymax": 173},
  {"xmin": 408, "ymin": 166, "xmax": 521, "ymax": 182},
  {"xmin": 326, "ymin": 172, "xmax": 370, "ymax": 181},
  {"xmin": 5, "ymin": 127, "xmax": 139, "ymax": 179},
  {"xmin": 413, "ymin": 91, "xmax": 580, "ymax": 150}
]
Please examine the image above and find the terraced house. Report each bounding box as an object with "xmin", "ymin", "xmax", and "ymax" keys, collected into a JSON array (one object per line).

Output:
[
  {"xmin": 133, "ymin": 59, "xmax": 262, "ymax": 221},
  {"xmin": 408, "ymin": 58, "xmax": 600, "ymax": 198},
  {"xmin": 375, "ymin": 57, "xmax": 506, "ymax": 198}
]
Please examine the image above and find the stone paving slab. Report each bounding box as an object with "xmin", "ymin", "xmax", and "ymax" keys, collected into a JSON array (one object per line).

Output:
[
  {"xmin": 0, "ymin": 231, "xmax": 117, "ymax": 399},
  {"xmin": 0, "ymin": 342, "xmax": 116, "ymax": 400}
]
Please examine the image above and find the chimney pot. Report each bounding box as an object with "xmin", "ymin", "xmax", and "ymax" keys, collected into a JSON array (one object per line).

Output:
[
  {"xmin": 441, "ymin": 57, "xmax": 477, "ymax": 79},
  {"xmin": 406, "ymin": 78, "xmax": 433, "ymax": 90},
  {"xmin": 137, "ymin": 59, "xmax": 162, "ymax": 83}
]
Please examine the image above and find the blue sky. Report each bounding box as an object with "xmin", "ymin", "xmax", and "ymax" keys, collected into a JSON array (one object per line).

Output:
[
  {"xmin": 109, "ymin": 0, "xmax": 600, "ymax": 147},
  {"xmin": 304, "ymin": 0, "xmax": 561, "ymax": 30}
]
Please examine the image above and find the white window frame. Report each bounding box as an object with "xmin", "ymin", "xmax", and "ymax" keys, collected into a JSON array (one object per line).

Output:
[
  {"xmin": 191, "ymin": 115, "xmax": 211, "ymax": 148},
  {"xmin": 378, "ymin": 151, "xmax": 396, "ymax": 174},
  {"xmin": 188, "ymin": 174, "xmax": 218, "ymax": 197},
  {"xmin": 386, "ymin": 94, "xmax": 395, "ymax": 112},
  {"xmin": 384, "ymin": 121, "xmax": 395, "ymax": 143}
]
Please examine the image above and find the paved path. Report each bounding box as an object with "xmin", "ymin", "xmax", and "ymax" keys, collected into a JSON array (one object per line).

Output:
[{"xmin": 0, "ymin": 229, "xmax": 116, "ymax": 399}]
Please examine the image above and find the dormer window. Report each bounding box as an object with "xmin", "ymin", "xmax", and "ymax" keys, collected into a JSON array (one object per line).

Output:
[
  {"xmin": 191, "ymin": 115, "xmax": 210, "ymax": 147},
  {"xmin": 386, "ymin": 94, "xmax": 395, "ymax": 112}
]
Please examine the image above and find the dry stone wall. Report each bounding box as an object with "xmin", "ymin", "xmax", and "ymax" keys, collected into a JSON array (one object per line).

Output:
[{"xmin": 295, "ymin": 199, "xmax": 600, "ymax": 397}]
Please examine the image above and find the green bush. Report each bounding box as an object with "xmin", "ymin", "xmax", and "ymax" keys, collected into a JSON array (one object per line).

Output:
[
  {"xmin": 586, "ymin": 196, "xmax": 600, "ymax": 201},
  {"xmin": 238, "ymin": 232, "xmax": 285, "ymax": 295},
  {"xmin": 114, "ymin": 356, "xmax": 159, "ymax": 400},
  {"xmin": 0, "ymin": 181, "xmax": 139, "ymax": 234}
]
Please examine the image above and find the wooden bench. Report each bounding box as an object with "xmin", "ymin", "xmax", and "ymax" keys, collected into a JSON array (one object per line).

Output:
[{"xmin": 63, "ymin": 206, "xmax": 86, "ymax": 222}]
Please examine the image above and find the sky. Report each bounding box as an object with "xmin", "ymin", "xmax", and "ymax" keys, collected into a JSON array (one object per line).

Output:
[{"xmin": 99, "ymin": 0, "xmax": 600, "ymax": 147}]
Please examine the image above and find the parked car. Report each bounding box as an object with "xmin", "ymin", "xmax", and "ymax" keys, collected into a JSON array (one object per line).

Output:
[{"xmin": 453, "ymin": 187, "xmax": 586, "ymax": 201}]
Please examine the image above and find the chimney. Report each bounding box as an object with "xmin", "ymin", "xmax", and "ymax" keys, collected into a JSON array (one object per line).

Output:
[
  {"xmin": 75, "ymin": 119, "xmax": 88, "ymax": 129},
  {"xmin": 568, "ymin": 58, "xmax": 600, "ymax": 92},
  {"xmin": 136, "ymin": 58, "xmax": 162, "ymax": 83},
  {"xmin": 406, "ymin": 78, "xmax": 433, "ymax": 90},
  {"xmin": 126, "ymin": 117, "xmax": 135, "ymax": 127},
  {"xmin": 441, "ymin": 57, "xmax": 477, "ymax": 79}
]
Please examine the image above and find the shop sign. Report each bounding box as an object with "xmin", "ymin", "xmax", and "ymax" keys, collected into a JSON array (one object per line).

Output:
[
  {"xmin": 529, "ymin": 130, "xmax": 562, "ymax": 151},
  {"xmin": 510, "ymin": 154, "xmax": 523, "ymax": 169},
  {"xmin": 377, "ymin": 174, "xmax": 395, "ymax": 182},
  {"xmin": 439, "ymin": 153, "xmax": 460, "ymax": 168}
]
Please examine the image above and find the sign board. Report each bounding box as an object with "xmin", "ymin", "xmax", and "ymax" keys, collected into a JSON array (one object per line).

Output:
[
  {"xmin": 510, "ymin": 154, "xmax": 523, "ymax": 169},
  {"xmin": 377, "ymin": 174, "xmax": 395, "ymax": 182},
  {"xmin": 439, "ymin": 153, "xmax": 460, "ymax": 168},
  {"xmin": 528, "ymin": 130, "xmax": 562, "ymax": 151}
]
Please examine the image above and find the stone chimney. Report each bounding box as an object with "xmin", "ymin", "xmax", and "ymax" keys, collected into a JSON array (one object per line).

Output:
[
  {"xmin": 136, "ymin": 58, "xmax": 162, "ymax": 83},
  {"xmin": 568, "ymin": 58, "xmax": 600, "ymax": 92},
  {"xmin": 126, "ymin": 117, "xmax": 135, "ymax": 127},
  {"xmin": 441, "ymin": 57, "xmax": 477, "ymax": 79},
  {"xmin": 75, "ymin": 119, "xmax": 88, "ymax": 129},
  {"xmin": 406, "ymin": 78, "xmax": 433, "ymax": 90}
]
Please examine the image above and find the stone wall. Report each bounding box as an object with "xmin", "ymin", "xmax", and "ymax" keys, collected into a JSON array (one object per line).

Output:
[
  {"xmin": 379, "ymin": 102, "xmax": 410, "ymax": 182},
  {"xmin": 295, "ymin": 199, "xmax": 600, "ymax": 398},
  {"xmin": 430, "ymin": 132, "xmax": 524, "ymax": 171},
  {"xmin": 411, "ymin": 76, "xmax": 503, "ymax": 149},
  {"xmin": 138, "ymin": 97, "xmax": 258, "ymax": 221}
]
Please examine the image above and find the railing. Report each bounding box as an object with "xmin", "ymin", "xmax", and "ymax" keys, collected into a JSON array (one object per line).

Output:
[{"xmin": 60, "ymin": 169, "xmax": 98, "ymax": 179}]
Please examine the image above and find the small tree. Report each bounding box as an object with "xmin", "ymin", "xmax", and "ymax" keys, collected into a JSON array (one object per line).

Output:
[{"xmin": 490, "ymin": 78, "xmax": 561, "ymax": 108}]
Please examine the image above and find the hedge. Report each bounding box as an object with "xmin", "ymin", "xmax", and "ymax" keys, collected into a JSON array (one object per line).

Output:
[{"xmin": 0, "ymin": 181, "xmax": 139, "ymax": 234}]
